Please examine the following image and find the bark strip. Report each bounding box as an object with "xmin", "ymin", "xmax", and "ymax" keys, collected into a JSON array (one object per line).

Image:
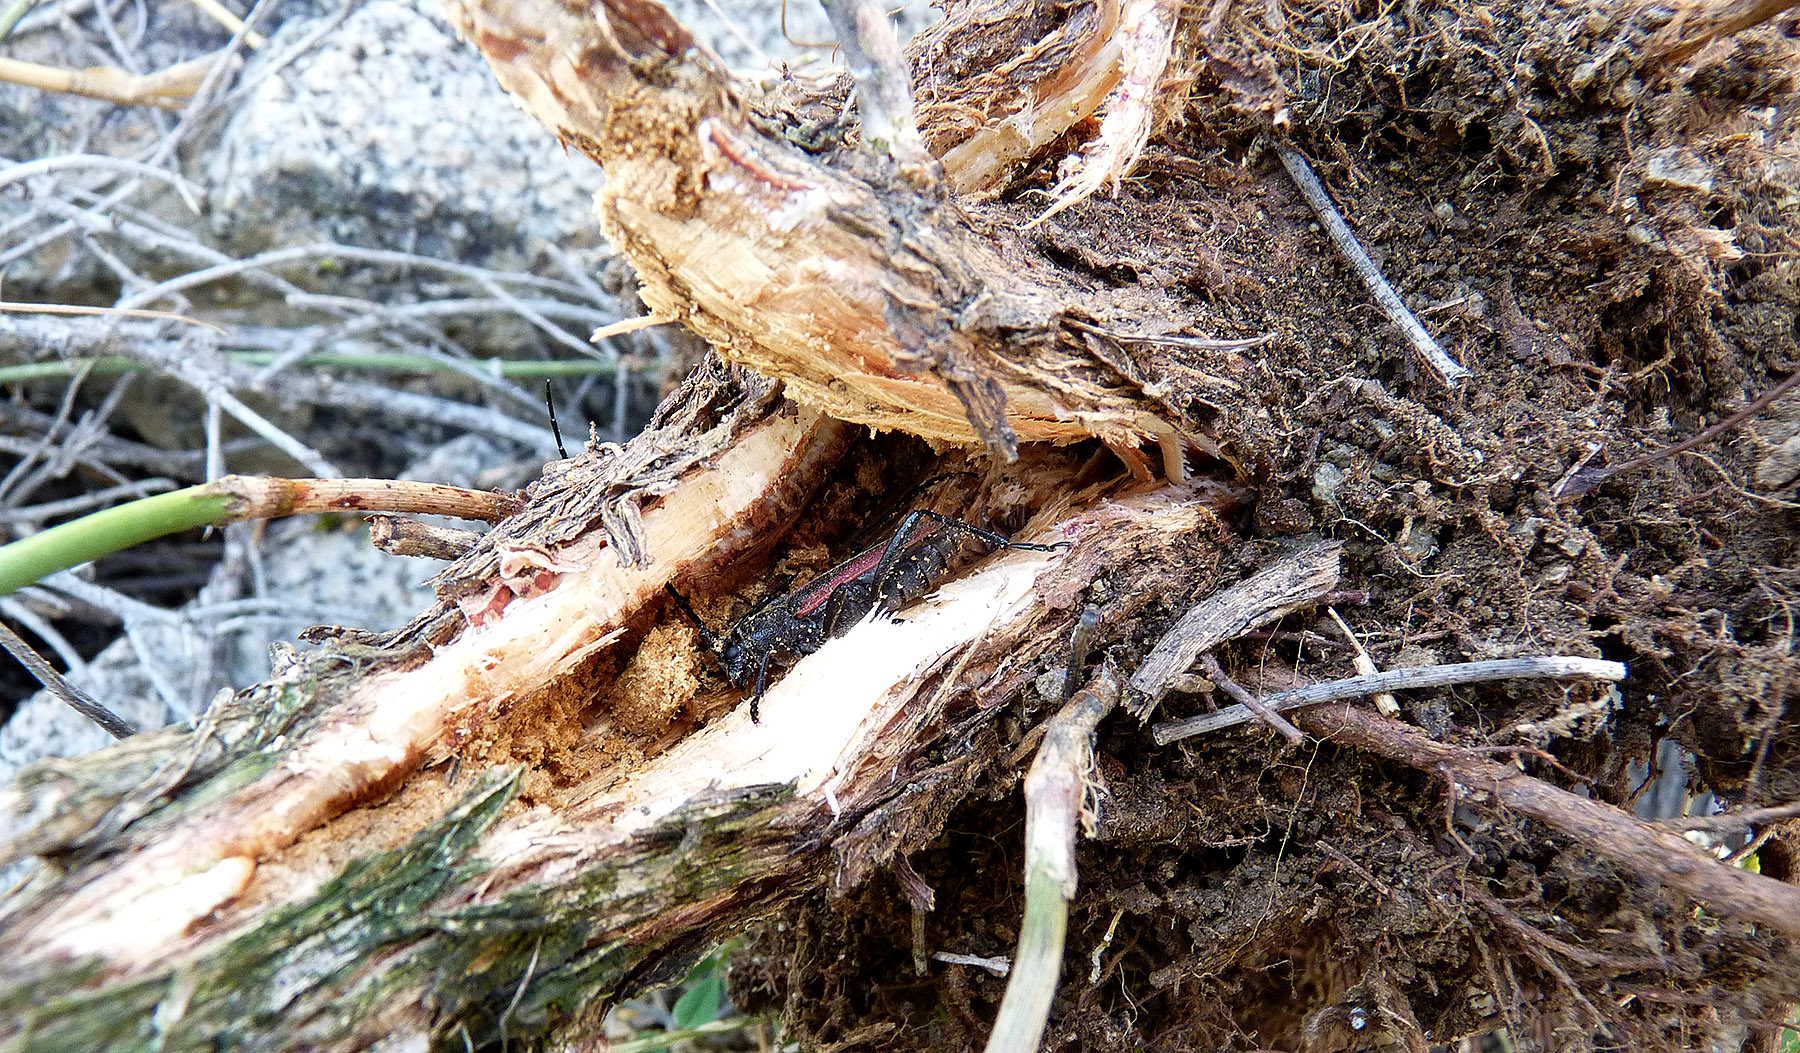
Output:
[{"xmin": 1125, "ymin": 541, "xmax": 1342, "ymax": 719}]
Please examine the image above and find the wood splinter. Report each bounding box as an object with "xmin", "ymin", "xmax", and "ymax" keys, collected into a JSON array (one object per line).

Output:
[{"xmin": 1126, "ymin": 541, "xmax": 1343, "ymax": 720}]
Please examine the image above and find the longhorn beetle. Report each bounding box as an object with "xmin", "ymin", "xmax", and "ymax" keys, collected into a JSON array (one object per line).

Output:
[{"xmin": 666, "ymin": 509, "xmax": 1068, "ymax": 722}]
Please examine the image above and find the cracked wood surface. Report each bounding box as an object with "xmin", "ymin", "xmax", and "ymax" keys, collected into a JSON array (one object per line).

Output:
[{"xmin": 439, "ymin": 0, "xmax": 1191, "ymax": 467}]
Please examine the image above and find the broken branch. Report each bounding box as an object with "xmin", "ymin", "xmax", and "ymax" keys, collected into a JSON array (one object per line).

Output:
[
  {"xmin": 1325, "ymin": 606, "xmax": 1399, "ymax": 716},
  {"xmin": 368, "ymin": 516, "xmax": 484, "ymax": 561},
  {"xmin": 445, "ymin": 0, "xmax": 1189, "ymax": 464},
  {"xmin": 1296, "ymin": 703, "xmax": 1800, "ymax": 940}
]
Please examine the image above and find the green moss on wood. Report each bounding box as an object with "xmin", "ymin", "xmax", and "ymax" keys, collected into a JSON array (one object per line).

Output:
[
  {"xmin": 3, "ymin": 768, "xmax": 519, "ymax": 1053},
  {"xmin": 2, "ymin": 772, "xmax": 826, "ymax": 1051}
]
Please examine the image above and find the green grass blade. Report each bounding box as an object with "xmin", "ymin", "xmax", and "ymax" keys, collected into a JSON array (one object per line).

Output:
[{"xmin": 0, "ymin": 485, "xmax": 236, "ymax": 596}]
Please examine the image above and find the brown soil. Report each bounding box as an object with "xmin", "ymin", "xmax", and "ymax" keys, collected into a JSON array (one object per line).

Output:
[{"xmin": 727, "ymin": 1, "xmax": 1800, "ymax": 1049}]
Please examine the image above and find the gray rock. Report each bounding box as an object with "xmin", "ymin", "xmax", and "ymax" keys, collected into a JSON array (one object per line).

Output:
[
  {"xmin": 205, "ymin": 0, "xmax": 610, "ymax": 273},
  {"xmin": 1311, "ymin": 461, "xmax": 1346, "ymax": 508}
]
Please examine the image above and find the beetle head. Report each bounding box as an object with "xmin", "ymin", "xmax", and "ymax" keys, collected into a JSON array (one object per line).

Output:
[{"xmin": 720, "ymin": 635, "xmax": 753, "ymax": 687}]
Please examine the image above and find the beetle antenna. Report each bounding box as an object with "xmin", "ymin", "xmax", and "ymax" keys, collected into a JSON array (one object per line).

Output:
[
  {"xmin": 545, "ymin": 381, "xmax": 568, "ymax": 460},
  {"xmin": 663, "ymin": 583, "xmax": 724, "ymax": 656}
]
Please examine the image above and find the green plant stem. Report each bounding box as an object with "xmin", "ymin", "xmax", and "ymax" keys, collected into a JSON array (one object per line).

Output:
[
  {"xmin": 609, "ymin": 1016, "xmax": 765, "ymax": 1053},
  {"xmin": 0, "ymin": 485, "xmax": 235, "ymax": 596},
  {"xmin": 984, "ymin": 861, "xmax": 1069, "ymax": 1053},
  {"xmin": 0, "ymin": 475, "xmax": 519, "ymax": 597},
  {"xmin": 986, "ymin": 670, "xmax": 1117, "ymax": 1053},
  {"xmin": 0, "ymin": 0, "xmax": 33, "ymax": 41},
  {"xmin": 0, "ymin": 352, "xmax": 618, "ymax": 384}
]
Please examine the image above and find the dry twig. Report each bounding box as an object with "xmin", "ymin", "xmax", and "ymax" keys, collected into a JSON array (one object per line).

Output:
[
  {"xmin": 368, "ymin": 516, "xmax": 484, "ymax": 561},
  {"xmin": 1275, "ymin": 143, "xmax": 1469, "ymax": 385},
  {"xmin": 0, "ymin": 617, "xmax": 135, "ymax": 739},
  {"xmin": 1555, "ymin": 370, "xmax": 1800, "ymax": 499},
  {"xmin": 0, "ymin": 52, "xmax": 228, "ymax": 109},
  {"xmin": 185, "ymin": 0, "xmax": 267, "ymax": 47},
  {"xmin": 1197, "ymin": 653, "xmax": 1304, "ymax": 743},
  {"xmin": 1659, "ymin": 800, "xmax": 1800, "ymax": 832},
  {"xmin": 821, "ymin": 0, "xmax": 928, "ymax": 168},
  {"xmin": 1153, "ymin": 656, "xmax": 1625, "ymax": 744},
  {"xmin": 1325, "ymin": 606, "xmax": 1398, "ymax": 716}
]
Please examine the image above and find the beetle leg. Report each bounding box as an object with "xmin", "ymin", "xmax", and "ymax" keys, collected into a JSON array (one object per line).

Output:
[
  {"xmin": 823, "ymin": 586, "xmax": 849, "ymax": 634},
  {"xmin": 749, "ymin": 648, "xmax": 773, "ymax": 723},
  {"xmin": 867, "ymin": 510, "xmax": 931, "ymax": 617},
  {"xmin": 907, "ymin": 509, "xmax": 1068, "ymax": 553},
  {"xmin": 820, "ymin": 575, "xmax": 877, "ymax": 637}
]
